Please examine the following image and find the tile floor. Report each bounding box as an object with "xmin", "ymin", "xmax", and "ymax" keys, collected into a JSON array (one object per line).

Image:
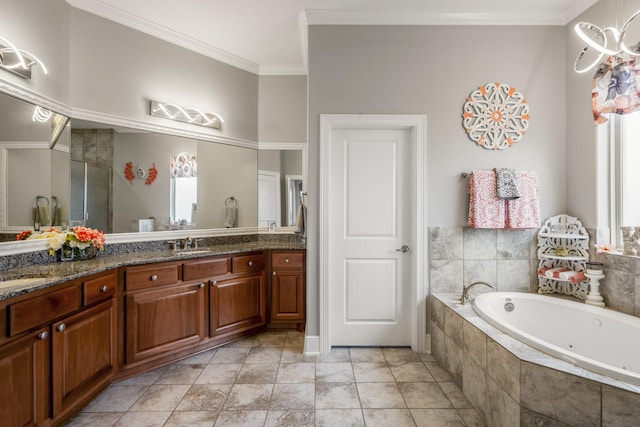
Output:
[{"xmin": 65, "ymin": 330, "xmax": 484, "ymax": 427}]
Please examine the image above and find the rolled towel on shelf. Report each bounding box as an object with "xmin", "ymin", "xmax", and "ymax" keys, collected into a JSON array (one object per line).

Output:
[
  {"xmin": 537, "ymin": 267, "xmax": 552, "ymax": 276},
  {"xmin": 558, "ymin": 271, "xmax": 587, "ymax": 283},
  {"xmin": 544, "ymin": 267, "xmax": 567, "ymax": 278}
]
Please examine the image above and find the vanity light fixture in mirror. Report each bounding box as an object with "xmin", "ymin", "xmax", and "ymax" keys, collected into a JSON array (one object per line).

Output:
[
  {"xmin": 150, "ymin": 101, "xmax": 224, "ymax": 129},
  {"xmin": 0, "ymin": 35, "xmax": 47, "ymax": 79}
]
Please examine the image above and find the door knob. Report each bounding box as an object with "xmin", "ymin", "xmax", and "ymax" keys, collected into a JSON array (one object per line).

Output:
[{"xmin": 395, "ymin": 245, "xmax": 410, "ymax": 253}]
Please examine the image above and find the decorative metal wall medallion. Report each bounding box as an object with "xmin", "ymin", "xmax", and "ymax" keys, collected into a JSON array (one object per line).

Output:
[{"xmin": 462, "ymin": 83, "xmax": 530, "ymax": 150}]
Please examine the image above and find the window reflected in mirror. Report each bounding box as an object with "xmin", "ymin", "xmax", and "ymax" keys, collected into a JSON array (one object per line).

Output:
[{"xmin": 171, "ymin": 152, "xmax": 198, "ymax": 227}]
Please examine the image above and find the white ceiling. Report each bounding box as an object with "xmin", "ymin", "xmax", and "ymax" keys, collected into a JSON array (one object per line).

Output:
[{"xmin": 66, "ymin": 0, "xmax": 598, "ymax": 75}]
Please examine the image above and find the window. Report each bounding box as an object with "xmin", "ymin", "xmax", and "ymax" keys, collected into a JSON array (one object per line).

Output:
[{"xmin": 610, "ymin": 113, "xmax": 640, "ymax": 248}]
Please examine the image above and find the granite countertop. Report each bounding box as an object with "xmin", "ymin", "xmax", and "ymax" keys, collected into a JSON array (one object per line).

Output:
[{"xmin": 0, "ymin": 240, "xmax": 306, "ymax": 301}]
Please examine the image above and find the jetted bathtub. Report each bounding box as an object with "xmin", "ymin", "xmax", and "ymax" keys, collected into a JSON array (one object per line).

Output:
[{"xmin": 473, "ymin": 292, "xmax": 640, "ymax": 385}]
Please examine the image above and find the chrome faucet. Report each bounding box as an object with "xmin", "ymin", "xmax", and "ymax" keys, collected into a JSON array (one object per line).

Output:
[
  {"xmin": 460, "ymin": 281, "xmax": 496, "ymax": 305},
  {"xmin": 182, "ymin": 236, "xmax": 193, "ymax": 250}
]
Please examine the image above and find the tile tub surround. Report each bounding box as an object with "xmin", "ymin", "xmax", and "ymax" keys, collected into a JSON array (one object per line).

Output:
[
  {"xmin": 428, "ymin": 227, "xmax": 539, "ymax": 297},
  {"xmin": 430, "ymin": 293, "xmax": 640, "ymax": 427}
]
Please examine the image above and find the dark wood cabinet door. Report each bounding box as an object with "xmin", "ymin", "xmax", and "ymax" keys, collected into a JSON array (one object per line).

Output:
[
  {"xmin": 271, "ymin": 269, "xmax": 305, "ymax": 322},
  {"xmin": 126, "ymin": 282, "xmax": 206, "ymax": 364},
  {"xmin": 0, "ymin": 327, "xmax": 49, "ymax": 427},
  {"xmin": 210, "ymin": 273, "xmax": 266, "ymax": 337},
  {"xmin": 52, "ymin": 300, "xmax": 115, "ymax": 416}
]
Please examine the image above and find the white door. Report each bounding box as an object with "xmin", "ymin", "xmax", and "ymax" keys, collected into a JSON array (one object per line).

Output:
[
  {"xmin": 258, "ymin": 170, "xmax": 281, "ymax": 228},
  {"xmin": 328, "ymin": 127, "xmax": 412, "ymax": 346}
]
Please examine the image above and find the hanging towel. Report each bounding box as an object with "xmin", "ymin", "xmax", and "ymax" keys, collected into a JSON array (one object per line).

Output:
[
  {"xmin": 224, "ymin": 197, "xmax": 238, "ymax": 228},
  {"xmin": 468, "ymin": 171, "xmax": 505, "ymax": 228},
  {"xmin": 506, "ymin": 171, "xmax": 540, "ymax": 229},
  {"xmin": 293, "ymin": 202, "xmax": 307, "ymax": 238},
  {"xmin": 494, "ymin": 168, "xmax": 521, "ymax": 200}
]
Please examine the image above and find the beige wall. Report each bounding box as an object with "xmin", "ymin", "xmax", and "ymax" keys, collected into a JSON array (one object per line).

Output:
[{"xmin": 259, "ymin": 75, "xmax": 307, "ymax": 143}]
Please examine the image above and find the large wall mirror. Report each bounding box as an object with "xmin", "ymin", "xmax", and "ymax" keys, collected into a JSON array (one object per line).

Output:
[{"xmin": 0, "ymin": 87, "xmax": 305, "ymax": 243}]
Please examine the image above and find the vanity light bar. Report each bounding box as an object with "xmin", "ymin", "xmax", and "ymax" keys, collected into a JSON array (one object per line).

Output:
[
  {"xmin": 0, "ymin": 36, "xmax": 48, "ymax": 79},
  {"xmin": 32, "ymin": 106, "xmax": 52, "ymax": 123},
  {"xmin": 150, "ymin": 101, "xmax": 223, "ymax": 129}
]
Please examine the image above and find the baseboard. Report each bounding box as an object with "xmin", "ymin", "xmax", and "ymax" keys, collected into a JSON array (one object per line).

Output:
[{"xmin": 304, "ymin": 335, "xmax": 321, "ymax": 355}]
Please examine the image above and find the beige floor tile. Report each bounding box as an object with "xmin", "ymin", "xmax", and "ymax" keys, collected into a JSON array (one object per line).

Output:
[
  {"xmin": 113, "ymin": 411, "xmax": 172, "ymax": 426},
  {"xmin": 163, "ymin": 410, "xmax": 219, "ymax": 427},
  {"xmin": 382, "ymin": 348, "xmax": 422, "ymax": 362},
  {"xmin": 457, "ymin": 408, "xmax": 486, "ymax": 427},
  {"xmin": 64, "ymin": 412, "xmax": 124, "ymax": 427},
  {"xmin": 357, "ymin": 383, "xmax": 406, "ymax": 409},
  {"xmin": 438, "ymin": 382, "xmax": 473, "ymax": 409},
  {"xmin": 316, "ymin": 347, "xmax": 350, "ymax": 363},
  {"xmin": 363, "ymin": 408, "xmax": 417, "ymax": 426},
  {"xmin": 155, "ymin": 364, "xmax": 206, "ymax": 384},
  {"xmin": 245, "ymin": 347, "xmax": 283, "ymax": 364},
  {"xmin": 195, "ymin": 363, "xmax": 242, "ymax": 384},
  {"xmin": 349, "ymin": 347, "xmax": 385, "ymax": 363},
  {"xmin": 353, "ymin": 362, "xmax": 395, "ymax": 382},
  {"xmin": 420, "ymin": 353, "xmax": 437, "ymax": 362},
  {"xmin": 389, "ymin": 362, "xmax": 435, "ymax": 383},
  {"xmin": 410, "ymin": 409, "xmax": 467, "ymax": 427},
  {"xmin": 224, "ymin": 383, "xmax": 274, "ymax": 410},
  {"xmin": 129, "ymin": 385, "xmax": 191, "ymax": 412},
  {"xmin": 81, "ymin": 384, "xmax": 148, "ymax": 412},
  {"xmin": 223, "ymin": 337, "xmax": 256, "ymax": 348},
  {"xmin": 175, "ymin": 349, "xmax": 217, "ymax": 364},
  {"xmin": 284, "ymin": 333, "xmax": 305, "ymax": 348},
  {"xmin": 236, "ymin": 363, "xmax": 279, "ymax": 383},
  {"xmin": 175, "ymin": 384, "xmax": 232, "ymax": 411},
  {"xmin": 281, "ymin": 347, "xmax": 316, "ymax": 363},
  {"xmin": 265, "ymin": 409, "xmax": 314, "ymax": 426},
  {"xmin": 315, "ymin": 382, "xmax": 361, "ymax": 409},
  {"xmin": 314, "ymin": 409, "xmax": 365, "ymax": 426},
  {"xmin": 315, "ymin": 362, "xmax": 355, "ymax": 383},
  {"xmin": 276, "ymin": 363, "xmax": 315, "ymax": 383},
  {"xmin": 270, "ymin": 383, "xmax": 315, "ymax": 410},
  {"xmin": 253, "ymin": 331, "xmax": 287, "ymax": 348},
  {"xmin": 398, "ymin": 382, "xmax": 452, "ymax": 409},
  {"xmin": 210, "ymin": 347, "xmax": 251, "ymax": 364},
  {"xmin": 115, "ymin": 366, "xmax": 167, "ymax": 386},
  {"xmin": 214, "ymin": 410, "xmax": 268, "ymax": 426},
  {"xmin": 424, "ymin": 362, "xmax": 454, "ymax": 382}
]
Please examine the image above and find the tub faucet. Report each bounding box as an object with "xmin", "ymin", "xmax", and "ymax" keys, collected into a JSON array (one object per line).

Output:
[{"xmin": 460, "ymin": 281, "xmax": 496, "ymax": 305}]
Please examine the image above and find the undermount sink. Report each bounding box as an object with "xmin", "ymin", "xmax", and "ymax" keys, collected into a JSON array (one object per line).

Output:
[
  {"xmin": 179, "ymin": 249, "xmax": 213, "ymax": 255},
  {"xmin": 0, "ymin": 277, "xmax": 47, "ymax": 289}
]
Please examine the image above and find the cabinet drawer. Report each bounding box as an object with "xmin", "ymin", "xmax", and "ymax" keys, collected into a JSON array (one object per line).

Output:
[
  {"xmin": 125, "ymin": 264, "xmax": 180, "ymax": 291},
  {"xmin": 83, "ymin": 272, "xmax": 116, "ymax": 306},
  {"xmin": 272, "ymin": 252, "xmax": 304, "ymax": 269},
  {"xmin": 9, "ymin": 285, "xmax": 80, "ymax": 336},
  {"xmin": 183, "ymin": 257, "xmax": 230, "ymax": 281},
  {"xmin": 232, "ymin": 253, "xmax": 265, "ymax": 274}
]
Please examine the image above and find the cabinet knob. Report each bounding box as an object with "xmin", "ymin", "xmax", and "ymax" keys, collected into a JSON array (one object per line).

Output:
[
  {"xmin": 285, "ymin": 258, "xmax": 290, "ymax": 263},
  {"xmin": 273, "ymin": 271, "xmax": 277, "ymax": 276},
  {"xmin": 199, "ymin": 283, "xmax": 205, "ymax": 288},
  {"xmin": 248, "ymin": 261, "xmax": 254, "ymax": 267},
  {"xmin": 212, "ymin": 280, "xmax": 218, "ymax": 286},
  {"xmin": 56, "ymin": 324, "xmax": 66, "ymax": 332},
  {"xmin": 37, "ymin": 331, "xmax": 48, "ymax": 340},
  {"xmin": 150, "ymin": 274, "xmax": 158, "ymax": 281},
  {"xmin": 100, "ymin": 285, "xmax": 108, "ymax": 292}
]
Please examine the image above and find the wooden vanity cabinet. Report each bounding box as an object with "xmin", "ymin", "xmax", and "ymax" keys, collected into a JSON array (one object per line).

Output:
[
  {"xmin": 269, "ymin": 250, "xmax": 305, "ymax": 328},
  {"xmin": 123, "ymin": 262, "xmax": 206, "ymax": 365},
  {"xmin": 0, "ymin": 326, "xmax": 50, "ymax": 427},
  {"xmin": 0, "ymin": 270, "xmax": 117, "ymax": 427}
]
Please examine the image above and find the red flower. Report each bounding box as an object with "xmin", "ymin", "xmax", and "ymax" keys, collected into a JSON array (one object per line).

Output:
[{"xmin": 16, "ymin": 230, "xmax": 32, "ymax": 241}]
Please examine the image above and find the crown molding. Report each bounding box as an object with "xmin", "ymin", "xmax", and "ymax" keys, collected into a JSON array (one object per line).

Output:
[
  {"xmin": 71, "ymin": 108, "xmax": 259, "ymax": 150},
  {"xmin": 259, "ymin": 65, "xmax": 308, "ymax": 76},
  {"xmin": 0, "ymin": 80, "xmax": 72, "ymax": 116},
  {"xmin": 66, "ymin": 0, "xmax": 260, "ymax": 75},
  {"xmin": 305, "ymin": 9, "xmax": 581, "ymax": 26}
]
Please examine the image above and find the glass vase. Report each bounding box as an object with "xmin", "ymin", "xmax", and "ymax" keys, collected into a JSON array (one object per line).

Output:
[
  {"xmin": 75, "ymin": 245, "xmax": 98, "ymax": 260},
  {"xmin": 57, "ymin": 244, "xmax": 75, "ymax": 262}
]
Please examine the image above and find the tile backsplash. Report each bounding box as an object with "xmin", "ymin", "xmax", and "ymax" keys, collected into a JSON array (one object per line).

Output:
[
  {"xmin": 429, "ymin": 227, "xmax": 538, "ymax": 295},
  {"xmin": 428, "ymin": 226, "xmax": 640, "ymax": 320}
]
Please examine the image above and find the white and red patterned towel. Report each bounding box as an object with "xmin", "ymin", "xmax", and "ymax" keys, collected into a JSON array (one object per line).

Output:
[{"xmin": 468, "ymin": 170, "xmax": 540, "ymax": 229}]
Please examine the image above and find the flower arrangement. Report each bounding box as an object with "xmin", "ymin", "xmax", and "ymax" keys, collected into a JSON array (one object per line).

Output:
[{"xmin": 17, "ymin": 226, "xmax": 105, "ymax": 259}]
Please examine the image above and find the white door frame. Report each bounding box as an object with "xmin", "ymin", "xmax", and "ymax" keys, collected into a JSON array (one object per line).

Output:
[{"xmin": 319, "ymin": 114, "xmax": 428, "ymax": 353}]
